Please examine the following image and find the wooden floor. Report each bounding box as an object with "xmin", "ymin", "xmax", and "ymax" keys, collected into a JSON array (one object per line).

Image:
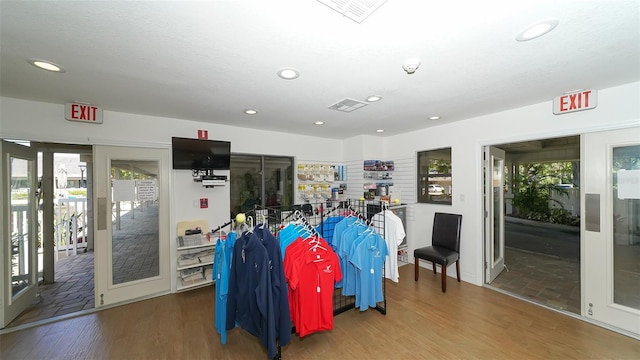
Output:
[{"xmin": 1, "ymin": 265, "xmax": 638, "ymax": 360}]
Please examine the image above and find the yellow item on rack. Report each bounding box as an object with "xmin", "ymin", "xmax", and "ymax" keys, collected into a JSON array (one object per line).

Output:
[{"xmin": 235, "ymin": 213, "xmax": 246, "ymax": 224}]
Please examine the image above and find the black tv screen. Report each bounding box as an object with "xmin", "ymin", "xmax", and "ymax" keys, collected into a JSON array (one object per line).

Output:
[{"xmin": 172, "ymin": 137, "xmax": 231, "ymax": 170}]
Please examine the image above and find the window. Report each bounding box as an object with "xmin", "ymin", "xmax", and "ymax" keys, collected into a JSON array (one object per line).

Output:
[
  {"xmin": 417, "ymin": 147, "xmax": 452, "ymax": 204},
  {"xmin": 230, "ymin": 154, "xmax": 293, "ymax": 217}
]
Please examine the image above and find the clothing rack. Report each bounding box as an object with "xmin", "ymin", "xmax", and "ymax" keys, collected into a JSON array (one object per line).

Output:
[
  {"xmin": 219, "ymin": 200, "xmax": 388, "ymax": 359},
  {"xmin": 330, "ymin": 199, "xmax": 387, "ymax": 315},
  {"xmin": 216, "ymin": 208, "xmax": 287, "ymax": 360},
  {"xmin": 257, "ymin": 198, "xmax": 388, "ymax": 316},
  {"xmin": 211, "ymin": 219, "xmax": 233, "ymax": 234},
  {"xmin": 287, "ymin": 210, "xmax": 319, "ymax": 236},
  {"xmin": 339, "ymin": 200, "xmax": 387, "ymax": 315},
  {"xmin": 261, "ymin": 200, "xmax": 389, "ymax": 360},
  {"xmin": 211, "ymin": 209, "xmax": 256, "ymax": 234}
]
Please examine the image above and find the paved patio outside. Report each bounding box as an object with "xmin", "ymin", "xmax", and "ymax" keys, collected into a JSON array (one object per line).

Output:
[
  {"xmin": 112, "ymin": 203, "xmax": 159, "ymax": 284},
  {"xmin": 491, "ymin": 247, "xmax": 580, "ymax": 314},
  {"xmin": 6, "ymin": 201, "xmax": 159, "ymax": 329},
  {"xmin": 7, "ymin": 250, "xmax": 94, "ymax": 328}
]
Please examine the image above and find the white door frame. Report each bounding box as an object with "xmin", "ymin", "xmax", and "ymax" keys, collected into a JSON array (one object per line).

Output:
[
  {"xmin": 93, "ymin": 145, "xmax": 171, "ymax": 308},
  {"xmin": 485, "ymin": 146, "xmax": 506, "ymax": 283},
  {"xmin": 1, "ymin": 140, "xmax": 38, "ymax": 328},
  {"xmin": 582, "ymin": 127, "xmax": 640, "ymax": 337}
]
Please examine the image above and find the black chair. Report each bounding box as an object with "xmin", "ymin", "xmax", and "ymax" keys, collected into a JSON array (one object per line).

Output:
[{"xmin": 414, "ymin": 212, "xmax": 462, "ymax": 292}]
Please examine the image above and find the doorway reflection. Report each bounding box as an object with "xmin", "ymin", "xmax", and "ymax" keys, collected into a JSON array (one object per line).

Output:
[
  {"xmin": 111, "ymin": 160, "xmax": 159, "ymax": 284},
  {"xmin": 612, "ymin": 145, "xmax": 640, "ymax": 309}
]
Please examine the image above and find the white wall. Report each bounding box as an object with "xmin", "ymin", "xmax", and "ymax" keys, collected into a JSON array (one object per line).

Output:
[
  {"xmin": 0, "ymin": 97, "xmax": 344, "ymax": 228},
  {"xmin": 172, "ymin": 170, "xmax": 230, "ymax": 226},
  {"xmin": 2, "ymin": 81, "xmax": 639, "ymax": 289},
  {"xmin": 0, "ymin": 97, "xmax": 346, "ymax": 292},
  {"xmin": 0, "ymin": 97, "xmax": 344, "ymax": 158},
  {"xmin": 384, "ymin": 82, "xmax": 640, "ymax": 286}
]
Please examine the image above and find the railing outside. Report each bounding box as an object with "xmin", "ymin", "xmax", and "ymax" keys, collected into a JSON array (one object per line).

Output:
[
  {"xmin": 10, "ymin": 203, "xmax": 29, "ymax": 290},
  {"xmin": 55, "ymin": 197, "xmax": 88, "ymax": 256}
]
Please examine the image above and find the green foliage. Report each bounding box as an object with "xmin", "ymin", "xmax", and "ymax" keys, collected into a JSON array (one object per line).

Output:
[
  {"xmin": 511, "ymin": 162, "xmax": 579, "ymax": 226},
  {"xmin": 56, "ymin": 210, "xmax": 84, "ymax": 247},
  {"xmin": 111, "ymin": 168, "xmax": 152, "ymax": 180},
  {"xmin": 68, "ymin": 189, "xmax": 87, "ymax": 197},
  {"xmin": 549, "ymin": 208, "xmax": 580, "ymax": 226},
  {"xmin": 11, "ymin": 192, "xmax": 29, "ymax": 200},
  {"xmin": 429, "ymin": 159, "xmax": 451, "ymax": 174},
  {"xmin": 512, "ymin": 179, "xmax": 551, "ymax": 216}
]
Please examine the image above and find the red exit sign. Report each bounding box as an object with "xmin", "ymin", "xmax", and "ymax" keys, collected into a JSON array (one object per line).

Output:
[
  {"xmin": 553, "ymin": 90, "xmax": 597, "ymax": 115},
  {"xmin": 65, "ymin": 103, "xmax": 103, "ymax": 123}
]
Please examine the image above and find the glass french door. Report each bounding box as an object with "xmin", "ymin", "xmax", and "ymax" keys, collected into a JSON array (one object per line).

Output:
[
  {"xmin": 264, "ymin": 156, "xmax": 293, "ymax": 208},
  {"xmin": 1, "ymin": 140, "xmax": 38, "ymax": 328},
  {"xmin": 229, "ymin": 154, "xmax": 293, "ymax": 217},
  {"xmin": 485, "ymin": 146, "xmax": 506, "ymax": 283},
  {"xmin": 583, "ymin": 127, "xmax": 640, "ymax": 336},
  {"xmin": 93, "ymin": 145, "xmax": 170, "ymax": 307}
]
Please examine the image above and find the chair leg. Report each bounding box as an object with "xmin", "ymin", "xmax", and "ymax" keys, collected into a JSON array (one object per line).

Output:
[
  {"xmin": 456, "ymin": 260, "xmax": 461, "ymax": 282},
  {"xmin": 432, "ymin": 262, "xmax": 436, "ymax": 274},
  {"xmin": 414, "ymin": 257, "xmax": 419, "ymax": 281},
  {"xmin": 441, "ymin": 265, "xmax": 447, "ymax": 292}
]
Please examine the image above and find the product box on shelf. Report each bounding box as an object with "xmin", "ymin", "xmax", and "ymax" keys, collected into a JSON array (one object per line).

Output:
[{"xmin": 177, "ymin": 233, "xmax": 211, "ymax": 247}]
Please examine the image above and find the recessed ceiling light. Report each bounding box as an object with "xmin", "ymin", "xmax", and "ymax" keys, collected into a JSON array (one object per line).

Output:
[
  {"xmin": 244, "ymin": 109, "xmax": 258, "ymax": 115},
  {"xmin": 516, "ymin": 18, "xmax": 559, "ymax": 41},
  {"xmin": 366, "ymin": 96, "xmax": 382, "ymax": 102},
  {"xmin": 27, "ymin": 59, "xmax": 65, "ymax": 73},
  {"xmin": 428, "ymin": 116, "xmax": 440, "ymax": 120},
  {"xmin": 314, "ymin": 121, "xmax": 325, "ymax": 125},
  {"xmin": 376, "ymin": 129, "xmax": 384, "ymax": 133},
  {"xmin": 277, "ymin": 68, "xmax": 300, "ymax": 80}
]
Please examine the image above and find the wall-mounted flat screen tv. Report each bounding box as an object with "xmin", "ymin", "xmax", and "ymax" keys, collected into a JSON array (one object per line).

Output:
[{"xmin": 172, "ymin": 137, "xmax": 231, "ymax": 170}]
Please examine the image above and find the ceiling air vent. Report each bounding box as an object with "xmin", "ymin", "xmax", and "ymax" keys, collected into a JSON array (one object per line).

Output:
[
  {"xmin": 328, "ymin": 98, "xmax": 368, "ymax": 112},
  {"xmin": 318, "ymin": 0, "xmax": 387, "ymax": 24}
]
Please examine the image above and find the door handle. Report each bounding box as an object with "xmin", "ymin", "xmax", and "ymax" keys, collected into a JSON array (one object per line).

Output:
[
  {"xmin": 97, "ymin": 197, "xmax": 107, "ymax": 230},
  {"xmin": 585, "ymin": 193, "xmax": 600, "ymax": 232}
]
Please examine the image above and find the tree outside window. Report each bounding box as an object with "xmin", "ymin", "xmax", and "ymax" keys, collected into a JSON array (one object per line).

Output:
[{"xmin": 511, "ymin": 161, "xmax": 579, "ymax": 226}]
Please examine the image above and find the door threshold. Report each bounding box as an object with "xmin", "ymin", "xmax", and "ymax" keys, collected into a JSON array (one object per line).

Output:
[{"xmin": 1, "ymin": 308, "xmax": 95, "ymax": 335}]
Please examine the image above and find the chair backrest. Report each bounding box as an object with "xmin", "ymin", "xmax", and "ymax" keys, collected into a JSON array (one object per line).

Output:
[{"xmin": 431, "ymin": 212, "xmax": 462, "ymax": 252}]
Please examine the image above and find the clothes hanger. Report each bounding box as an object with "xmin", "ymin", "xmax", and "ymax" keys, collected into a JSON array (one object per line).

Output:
[
  {"xmin": 360, "ymin": 225, "xmax": 374, "ymax": 236},
  {"xmin": 305, "ymin": 232, "xmax": 321, "ymax": 243},
  {"xmin": 212, "ymin": 229, "xmax": 227, "ymax": 241},
  {"xmin": 257, "ymin": 213, "xmax": 267, "ymax": 228},
  {"xmin": 309, "ymin": 237, "xmax": 327, "ymax": 253},
  {"xmin": 299, "ymin": 227, "xmax": 314, "ymax": 241}
]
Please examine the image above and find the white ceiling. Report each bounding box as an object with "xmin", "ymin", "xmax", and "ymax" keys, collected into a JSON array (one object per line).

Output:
[{"xmin": 1, "ymin": 0, "xmax": 639, "ymax": 140}]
